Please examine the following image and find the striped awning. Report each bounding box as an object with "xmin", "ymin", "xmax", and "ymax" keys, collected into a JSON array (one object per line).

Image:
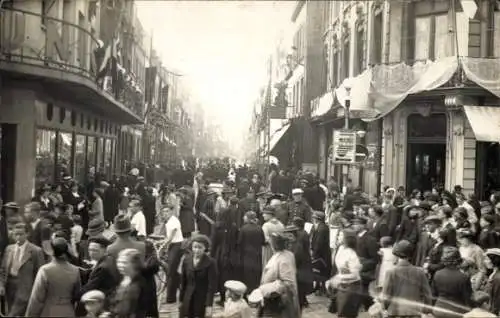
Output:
[{"xmin": 464, "ymin": 106, "xmax": 500, "ymax": 142}]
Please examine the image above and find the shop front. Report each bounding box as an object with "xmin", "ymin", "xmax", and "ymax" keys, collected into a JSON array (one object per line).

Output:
[
  {"xmin": 380, "ymin": 94, "xmax": 500, "ymax": 198},
  {"xmin": 0, "ymin": 83, "xmax": 126, "ymax": 202}
]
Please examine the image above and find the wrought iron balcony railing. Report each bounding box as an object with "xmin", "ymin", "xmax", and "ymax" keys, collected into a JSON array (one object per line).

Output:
[
  {"xmin": 0, "ymin": 7, "xmax": 99, "ymax": 80},
  {"xmin": 0, "ymin": 7, "xmax": 144, "ymax": 119}
]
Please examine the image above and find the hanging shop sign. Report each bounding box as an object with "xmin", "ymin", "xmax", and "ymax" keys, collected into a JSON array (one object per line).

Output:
[{"xmin": 331, "ymin": 130, "xmax": 357, "ymax": 164}]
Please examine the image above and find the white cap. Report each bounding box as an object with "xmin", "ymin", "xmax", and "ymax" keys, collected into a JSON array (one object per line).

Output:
[{"xmin": 292, "ymin": 188, "xmax": 304, "ymax": 195}]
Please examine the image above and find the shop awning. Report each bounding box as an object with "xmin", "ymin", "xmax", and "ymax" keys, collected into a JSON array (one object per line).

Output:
[
  {"xmin": 269, "ymin": 123, "xmax": 291, "ymax": 154},
  {"xmin": 464, "ymin": 106, "xmax": 500, "ymax": 142}
]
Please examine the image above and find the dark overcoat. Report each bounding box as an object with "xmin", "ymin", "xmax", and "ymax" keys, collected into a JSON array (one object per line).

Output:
[
  {"xmin": 179, "ymin": 254, "xmax": 217, "ymax": 318},
  {"xmin": 310, "ymin": 222, "xmax": 331, "ymax": 280},
  {"xmin": 432, "ymin": 268, "xmax": 472, "ymax": 318},
  {"xmin": 238, "ymin": 223, "xmax": 265, "ymax": 292}
]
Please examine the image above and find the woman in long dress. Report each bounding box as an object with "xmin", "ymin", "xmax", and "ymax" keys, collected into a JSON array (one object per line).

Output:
[
  {"xmin": 26, "ymin": 237, "xmax": 81, "ymax": 317},
  {"xmin": 261, "ymin": 207, "xmax": 284, "ymax": 268}
]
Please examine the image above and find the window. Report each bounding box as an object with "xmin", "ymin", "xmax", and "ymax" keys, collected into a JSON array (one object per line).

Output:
[
  {"xmin": 342, "ymin": 40, "xmax": 350, "ymax": 80},
  {"xmin": 495, "ymin": 12, "xmax": 500, "ymax": 57},
  {"xmin": 414, "ymin": 17, "xmax": 432, "ymax": 60},
  {"xmin": 74, "ymin": 135, "xmax": 86, "ymax": 185},
  {"xmin": 487, "ymin": 4, "xmax": 500, "ymax": 57},
  {"xmin": 355, "ymin": 28, "xmax": 365, "ymax": 75},
  {"xmin": 87, "ymin": 136, "xmax": 96, "ymax": 178},
  {"xmin": 371, "ymin": 11, "xmax": 383, "ymax": 64},
  {"xmin": 57, "ymin": 132, "xmax": 72, "ymax": 182},
  {"xmin": 78, "ymin": 12, "xmax": 87, "ymax": 69},
  {"xmin": 35, "ymin": 129, "xmax": 56, "ymax": 188},
  {"xmin": 332, "ymin": 50, "xmax": 339, "ymax": 87},
  {"xmin": 104, "ymin": 139, "xmax": 112, "ymax": 178},
  {"xmin": 434, "ymin": 14, "xmax": 450, "ymax": 59},
  {"xmin": 300, "ymin": 77, "xmax": 304, "ymax": 112},
  {"xmin": 411, "ymin": 1, "xmax": 453, "ymax": 61},
  {"xmin": 413, "ymin": 14, "xmax": 459, "ymax": 60}
]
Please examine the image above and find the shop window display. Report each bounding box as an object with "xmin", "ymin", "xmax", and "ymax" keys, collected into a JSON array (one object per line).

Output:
[
  {"xmin": 35, "ymin": 129, "xmax": 56, "ymax": 188},
  {"xmin": 56, "ymin": 132, "xmax": 72, "ymax": 181}
]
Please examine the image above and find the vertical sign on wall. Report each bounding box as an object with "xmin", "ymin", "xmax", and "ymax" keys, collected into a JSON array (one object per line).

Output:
[{"xmin": 332, "ymin": 130, "xmax": 357, "ymax": 164}]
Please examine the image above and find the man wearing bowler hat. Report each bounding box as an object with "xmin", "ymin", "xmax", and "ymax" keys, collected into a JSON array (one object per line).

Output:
[{"xmin": 106, "ymin": 214, "xmax": 145, "ymax": 260}]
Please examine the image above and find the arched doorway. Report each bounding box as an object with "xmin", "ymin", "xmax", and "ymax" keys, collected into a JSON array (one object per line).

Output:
[{"xmin": 406, "ymin": 113, "xmax": 446, "ymax": 192}]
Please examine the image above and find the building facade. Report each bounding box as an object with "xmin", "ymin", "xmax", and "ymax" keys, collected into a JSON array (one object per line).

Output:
[
  {"xmin": 0, "ymin": 0, "xmax": 194, "ymax": 203},
  {"xmin": 312, "ymin": 0, "xmax": 500, "ymax": 198}
]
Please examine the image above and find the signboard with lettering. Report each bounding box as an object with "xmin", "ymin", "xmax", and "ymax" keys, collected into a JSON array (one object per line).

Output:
[{"xmin": 332, "ymin": 130, "xmax": 357, "ymax": 164}]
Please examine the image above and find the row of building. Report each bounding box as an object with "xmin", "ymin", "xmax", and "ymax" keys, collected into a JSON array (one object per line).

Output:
[
  {"xmin": 251, "ymin": 0, "xmax": 500, "ymax": 199},
  {"xmin": 0, "ymin": 0, "xmax": 208, "ymax": 203}
]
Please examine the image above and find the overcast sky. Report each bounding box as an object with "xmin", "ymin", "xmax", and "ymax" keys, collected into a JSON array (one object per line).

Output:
[{"xmin": 136, "ymin": 0, "xmax": 294, "ymax": 156}]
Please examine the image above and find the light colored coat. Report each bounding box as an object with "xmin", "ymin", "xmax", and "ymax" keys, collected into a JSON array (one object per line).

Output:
[
  {"xmin": 0, "ymin": 242, "xmax": 45, "ymax": 316},
  {"xmin": 260, "ymin": 250, "xmax": 300, "ymax": 318},
  {"xmin": 25, "ymin": 260, "xmax": 81, "ymax": 317}
]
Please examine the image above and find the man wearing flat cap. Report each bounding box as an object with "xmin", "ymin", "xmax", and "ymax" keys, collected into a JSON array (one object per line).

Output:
[
  {"xmin": 382, "ymin": 240, "xmax": 432, "ymax": 317},
  {"xmin": 285, "ymin": 188, "xmax": 312, "ymax": 225},
  {"xmin": 415, "ymin": 215, "xmax": 441, "ymax": 267}
]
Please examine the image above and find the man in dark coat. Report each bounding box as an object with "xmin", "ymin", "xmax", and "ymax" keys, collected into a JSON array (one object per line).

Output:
[
  {"xmin": 103, "ymin": 181, "xmax": 121, "ymax": 224},
  {"xmin": 368, "ymin": 205, "xmax": 389, "ymax": 243},
  {"xmin": 107, "ymin": 215, "xmax": 145, "ymax": 260},
  {"xmin": 237, "ymin": 211, "xmax": 265, "ymax": 294},
  {"xmin": 179, "ymin": 189, "xmax": 195, "ymax": 238},
  {"xmin": 211, "ymin": 208, "xmax": 239, "ymax": 305},
  {"xmin": 198, "ymin": 190, "xmax": 217, "ymax": 237},
  {"xmin": 310, "ymin": 211, "xmax": 331, "ymax": 295},
  {"xmin": 355, "ymin": 217, "xmax": 380, "ymax": 311},
  {"xmin": 77, "ymin": 237, "xmax": 119, "ymax": 316},
  {"xmin": 286, "ymin": 189, "xmax": 312, "ymax": 225},
  {"xmin": 142, "ymin": 188, "xmax": 157, "ymax": 236},
  {"xmin": 286, "ymin": 217, "xmax": 313, "ymax": 309}
]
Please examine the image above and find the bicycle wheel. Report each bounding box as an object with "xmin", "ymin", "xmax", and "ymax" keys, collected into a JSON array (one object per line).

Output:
[{"xmin": 155, "ymin": 262, "xmax": 168, "ymax": 297}]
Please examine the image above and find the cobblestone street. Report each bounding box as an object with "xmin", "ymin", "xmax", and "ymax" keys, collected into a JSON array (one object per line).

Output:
[{"xmin": 159, "ymin": 294, "xmax": 370, "ymax": 317}]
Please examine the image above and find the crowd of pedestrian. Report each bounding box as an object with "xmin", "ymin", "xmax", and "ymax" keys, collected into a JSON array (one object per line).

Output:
[{"xmin": 2, "ymin": 161, "xmax": 500, "ymax": 318}]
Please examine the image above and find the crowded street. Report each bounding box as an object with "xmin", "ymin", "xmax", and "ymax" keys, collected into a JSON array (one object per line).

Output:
[{"xmin": 2, "ymin": 0, "xmax": 500, "ymax": 317}]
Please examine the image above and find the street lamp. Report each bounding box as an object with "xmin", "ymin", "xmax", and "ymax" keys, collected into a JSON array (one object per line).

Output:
[{"xmin": 343, "ymin": 77, "xmax": 353, "ymax": 130}]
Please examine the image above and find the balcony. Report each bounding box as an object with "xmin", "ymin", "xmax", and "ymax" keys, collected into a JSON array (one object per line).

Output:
[{"xmin": 0, "ymin": 7, "xmax": 143, "ymax": 124}]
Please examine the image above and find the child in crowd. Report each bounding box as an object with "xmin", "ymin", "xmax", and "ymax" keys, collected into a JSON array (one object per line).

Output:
[
  {"xmin": 81, "ymin": 290, "xmax": 111, "ymax": 318},
  {"xmin": 463, "ymin": 291, "xmax": 497, "ymax": 318},
  {"xmin": 376, "ymin": 236, "xmax": 397, "ymax": 290},
  {"xmin": 214, "ymin": 280, "xmax": 252, "ymax": 318}
]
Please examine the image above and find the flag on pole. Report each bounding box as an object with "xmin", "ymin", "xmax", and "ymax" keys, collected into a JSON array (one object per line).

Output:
[{"xmin": 459, "ymin": 0, "xmax": 478, "ymax": 19}]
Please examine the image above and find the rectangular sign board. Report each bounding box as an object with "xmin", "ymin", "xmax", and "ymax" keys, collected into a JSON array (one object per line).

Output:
[{"xmin": 332, "ymin": 130, "xmax": 357, "ymax": 164}]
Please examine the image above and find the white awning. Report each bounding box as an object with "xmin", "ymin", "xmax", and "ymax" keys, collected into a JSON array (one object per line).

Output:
[
  {"xmin": 464, "ymin": 105, "xmax": 500, "ymax": 142},
  {"xmin": 269, "ymin": 123, "xmax": 291, "ymax": 153}
]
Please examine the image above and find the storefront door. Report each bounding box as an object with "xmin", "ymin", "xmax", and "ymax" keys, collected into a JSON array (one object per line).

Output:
[{"xmin": 406, "ymin": 113, "xmax": 447, "ymax": 192}]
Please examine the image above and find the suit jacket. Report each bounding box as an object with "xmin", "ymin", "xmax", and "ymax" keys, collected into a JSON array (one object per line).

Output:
[
  {"xmin": 106, "ymin": 237, "xmax": 146, "ymax": 261},
  {"xmin": 383, "ymin": 261, "xmax": 432, "ymax": 316},
  {"xmin": 76, "ymin": 255, "xmax": 120, "ymax": 316},
  {"xmin": 368, "ymin": 216, "xmax": 389, "ymax": 243},
  {"xmin": 0, "ymin": 242, "xmax": 45, "ymax": 311},
  {"xmin": 78, "ymin": 255, "xmax": 119, "ymax": 297}
]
